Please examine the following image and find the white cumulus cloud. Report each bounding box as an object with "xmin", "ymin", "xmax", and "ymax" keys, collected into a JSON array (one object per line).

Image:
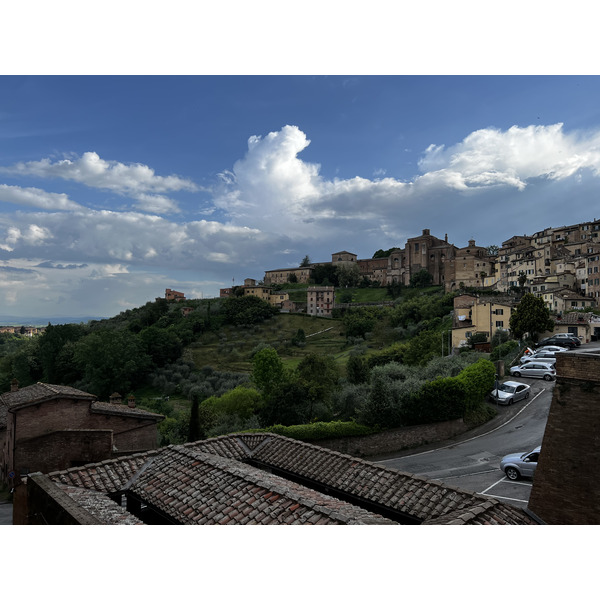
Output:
[
  {"xmin": 1, "ymin": 151, "xmax": 198, "ymax": 213},
  {"xmin": 0, "ymin": 184, "xmax": 82, "ymax": 210}
]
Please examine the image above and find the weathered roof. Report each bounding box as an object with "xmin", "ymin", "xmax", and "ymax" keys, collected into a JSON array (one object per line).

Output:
[
  {"xmin": 0, "ymin": 382, "xmax": 163, "ymax": 430},
  {"xmin": 0, "ymin": 383, "xmax": 95, "ymax": 429},
  {"xmin": 91, "ymin": 401, "xmax": 164, "ymax": 421},
  {"xmin": 44, "ymin": 433, "xmax": 538, "ymax": 525},
  {"xmin": 57, "ymin": 484, "xmax": 144, "ymax": 525}
]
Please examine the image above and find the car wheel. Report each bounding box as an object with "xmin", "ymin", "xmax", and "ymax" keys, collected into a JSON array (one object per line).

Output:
[
  {"xmin": 508, "ymin": 398, "xmax": 513, "ymax": 405},
  {"xmin": 513, "ymin": 372, "xmax": 521, "ymax": 377},
  {"xmin": 543, "ymin": 374, "xmax": 552, "ymax": 381},
  {"xmin": 525, "ymin": 392, "xmax": 530, "ymax": 399},
  {"xmin": 505, "ymin": 467, "xmax": 520, "ymax": 481}
]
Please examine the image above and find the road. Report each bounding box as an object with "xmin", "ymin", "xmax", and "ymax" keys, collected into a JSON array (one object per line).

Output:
[{"xmin": 374, "ymin": 377, "xmax": 556, "ymax": 508}]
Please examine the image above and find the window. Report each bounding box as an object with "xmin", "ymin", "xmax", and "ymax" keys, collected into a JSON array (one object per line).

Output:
[{"xmin": 495, "ymin": 321, "xmax": 504, "ymax": 327}]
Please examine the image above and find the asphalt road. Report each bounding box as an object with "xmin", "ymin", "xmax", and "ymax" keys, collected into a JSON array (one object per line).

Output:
[
  {"xmin": 374, "ymin": 377, "xmax": 556, "ymax": 508},
  {"xmin": 374, "ymin": 341, "xmax": 600, "ymax": 508}
]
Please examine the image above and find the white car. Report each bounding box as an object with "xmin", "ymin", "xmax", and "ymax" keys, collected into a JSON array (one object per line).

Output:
[
  {"xmin": 488, "ymin": 381, "xmax": 531, "ymax": 405},
  {"xmin": 510, "ymin": 361, "xmax": 556, "ymax": 381},
  {"xmin": 520, "ymin": 351, "xmax": 557, "ymax": 365},
  {"xmin": 500, "ymin": 446, "xmax": 541, "ymax": 480}
]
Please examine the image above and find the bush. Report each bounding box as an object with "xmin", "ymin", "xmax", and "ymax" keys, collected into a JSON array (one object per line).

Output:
[
  {"xmin": 243, "ymin": 420, "xmax": 377, "ymax": 441},
  {"xmin": 490, "ymin": 340, "xmax": 518, "ymax": 361}
]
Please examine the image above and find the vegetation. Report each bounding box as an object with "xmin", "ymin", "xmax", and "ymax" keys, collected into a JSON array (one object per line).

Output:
[
  {"xmin": 509, "ymin": 293, "xmax": 554, "ymax": 341},
  {"xmin": 1, "ymin": 282, "xmax": 503, "ymax": 448}
]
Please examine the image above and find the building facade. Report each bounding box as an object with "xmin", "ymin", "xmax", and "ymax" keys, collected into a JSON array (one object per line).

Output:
[{"xmin": 0, "ymin": 382, "xmax": 163, "ymax": 484}]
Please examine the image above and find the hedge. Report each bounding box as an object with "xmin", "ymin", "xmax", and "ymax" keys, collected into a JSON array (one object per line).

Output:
[
  {"xmin": 399, "ymin": 357, "xmax": 495, "ymax": 426},
  {"xmin": 242, "ymin": 420, "xmax": 378, "ymax": 441}
]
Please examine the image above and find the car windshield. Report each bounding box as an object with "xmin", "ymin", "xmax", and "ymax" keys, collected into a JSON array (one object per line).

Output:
[{"xmin": 498, "ymin": 384, "xmax": 516, "ymax": 392}]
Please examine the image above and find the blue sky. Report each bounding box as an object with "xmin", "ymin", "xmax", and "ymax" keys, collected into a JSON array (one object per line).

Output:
[
  {"xmin": 2, "ymin": 75, "xmax": 600, "ymax": 319},
  {"xmin": 2, "ymin": 4, "xmax": 600, "ymax": 320}
]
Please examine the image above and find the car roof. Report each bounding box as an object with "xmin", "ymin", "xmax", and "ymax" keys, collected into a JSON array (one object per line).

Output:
[{"xmin": 502, "ymin": 380, "xmax": 529, "ymax": 387}]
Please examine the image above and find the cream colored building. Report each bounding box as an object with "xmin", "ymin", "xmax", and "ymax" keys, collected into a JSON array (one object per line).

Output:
[
  {"xmin": 307, "ymin": 286, "xmax": 335, "ymax": 317},
  {"xmin": 451, "ymin": 294, "xmax": 517, "ymax": 349}
]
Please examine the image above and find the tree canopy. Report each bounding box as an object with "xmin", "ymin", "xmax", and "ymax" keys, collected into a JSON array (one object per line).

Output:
[{"xmin": 509, "ymin": 293, "xmax": 554, "ymax": 341}]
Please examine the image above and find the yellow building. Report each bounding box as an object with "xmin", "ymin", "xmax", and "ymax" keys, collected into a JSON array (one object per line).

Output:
[{"xmin": 452, "ymin": 293, "xmax": 517, "ymax": 349}]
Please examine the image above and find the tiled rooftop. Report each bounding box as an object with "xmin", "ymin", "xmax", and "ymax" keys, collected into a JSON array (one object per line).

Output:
[
  {"xmin": 0, "ymin": 382, "xmax": 163, "ymax": 430},
  {"xmin": 44, "ymin": 433, "xmax": 537, "ymax": 525}
]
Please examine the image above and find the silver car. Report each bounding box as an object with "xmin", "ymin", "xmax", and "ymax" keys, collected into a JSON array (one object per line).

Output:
[
  {"xmin": 500, "ymin": 446, "xmax": 541, "ymax": 480},
  {"xmin": 519, "ymin": 352, "xmax": 557, "ymax": 366},
  {"xmin": 510, "ymin": 361, "xmax": 556, "ymax": 381},
  {"xmin": 488, "ymin": 380, "xmax": 531, "ymax": 405}
]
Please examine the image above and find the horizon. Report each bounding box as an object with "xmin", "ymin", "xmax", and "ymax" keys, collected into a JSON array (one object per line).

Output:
[{"xmin": 3, "ymin": 76, "xmax": 600, "ymax": 319}]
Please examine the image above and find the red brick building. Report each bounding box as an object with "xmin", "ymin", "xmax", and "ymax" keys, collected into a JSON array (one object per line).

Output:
[{"xmin": 0, "ymin": 382, "xmax": 163, "ymax": 485}]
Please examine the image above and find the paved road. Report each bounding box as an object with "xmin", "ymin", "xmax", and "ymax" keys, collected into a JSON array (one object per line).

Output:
[
  {"xmin": 375, "ymin": 340, "xmax": 600, "ymax": 508},
  {"xmin": 0, "ymin": 501, "xmax": 12, "ymax": 525},
  {"xmin": 375, "ymin": 378, "xmax": 555, "ymax": 508}
]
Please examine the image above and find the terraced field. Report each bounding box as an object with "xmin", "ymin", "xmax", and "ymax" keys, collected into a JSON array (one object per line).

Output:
[{"xmin": 187, "ymin": 313, "xmax": 352, "ymax": 373}]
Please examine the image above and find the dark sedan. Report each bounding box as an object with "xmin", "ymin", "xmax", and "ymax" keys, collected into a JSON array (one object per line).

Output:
[{"xmin": 535, "ymin": 336, "xmax": 577, "ymax": 349}]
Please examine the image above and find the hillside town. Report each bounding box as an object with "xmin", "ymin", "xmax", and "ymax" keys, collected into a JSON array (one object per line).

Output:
[
  {"xmin": 1, "ymin": 218, "xmax": 600, "ymax": 527},
  {"xmin": 219, "ymin": 219, "xmax": 600, "ymax": 347}
]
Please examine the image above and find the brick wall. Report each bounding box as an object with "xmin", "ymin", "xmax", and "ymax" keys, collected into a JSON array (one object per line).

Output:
[
  {"xmin": 528, "ymin": 351, "xmax": 600, "ymax": 524},
  {"xmin": 16, "ymin": 429, "xmax": 112, "ymax": 475},
  {"xmin": 314, "ymin": 419, "xmax": 469, "ymax": 458},
  {"xmin": 7, "ymin": 398, "xmax": 159, "ymax": 477}
]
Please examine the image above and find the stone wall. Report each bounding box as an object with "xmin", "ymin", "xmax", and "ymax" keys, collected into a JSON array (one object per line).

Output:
[
  {"xmin": 528, "ymin": 351, "xmax": 600, "ymax": 524},
  {"xmin": 314, "ymin": 418, "xmax": 469, "ymax": 458}
]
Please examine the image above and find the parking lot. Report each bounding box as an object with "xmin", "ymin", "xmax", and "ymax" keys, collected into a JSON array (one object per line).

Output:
[{"xmin": 436, "ymin": 467, "xmax": 534, "ymax": 508}]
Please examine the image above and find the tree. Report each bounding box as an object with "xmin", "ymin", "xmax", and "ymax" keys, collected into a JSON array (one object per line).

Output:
[
  {"xmin": 509, "ymin": 293, "xmax": 554, "ymax": 341},
  {"xmin": 409, "ymin": 269, "xmax": 433, "ymax": 288},
  {"xmin": 251, "ymin": 347, "xmax": 286, "ymax": 399},
  {"xmin": 296, "ymin": 353, "xmax": 339, "ymax": 420},
  {"xmin": 486, "ymin": 245, "xmax": 499, "ymax": 257},
  {"xmin": 346, "ymin": 354, "xmax": 370, "ymax": 384},
  {"xmin": 72, "ymin": 329, "xmax": 151, "ymax": 399},
  {"xmin": 372, "ymin": 248, "xmax": 400, "ymax": 259},
  {"xmin": 312, "ymin": 263, "xmax": 339, "ymax": 286},
  {"xmin": 37, "ymin": 323, "xmax": 86, "ymax": 383},
  {"xmin": 337, "ymin": 264, "xmax": 361, "ymax": 288},
  {"xmin": 221, "ymin": 295, "xmax": 277, "ymax": 326},
  {"xmin": 300, "ymin": 255, "xmax": 311, "ymax": 267}
]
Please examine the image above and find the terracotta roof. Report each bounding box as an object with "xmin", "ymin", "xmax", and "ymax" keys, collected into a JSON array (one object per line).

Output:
[
  {"xmin": 91, "ymin": 401, "xmax": 164, "ymax": 421},
  {"xmin": 57, "ymin": 484, "xmax": 144, "ymax": 525},
  {"xmin": 0, "ymin": 383, "xmax": 95, "ymax": 429},
  {"xmin": 0, "ymin": 382, "xmax": 163, "ymax": 430},
  {"xmin": 43, "ymin": 433, "xmax": 537, "ymax": 525},
  {"xmin": 555, "ymin": 312, "xmax": 600, "ymax": 325}
]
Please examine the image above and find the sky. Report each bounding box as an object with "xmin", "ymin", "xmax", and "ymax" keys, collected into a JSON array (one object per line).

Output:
[{"xmin": 2, "ymin": 4, "xmax": 600, "ymax": 324}]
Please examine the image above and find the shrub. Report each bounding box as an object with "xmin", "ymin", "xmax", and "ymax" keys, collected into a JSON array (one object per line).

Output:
[{"xmin": 243, "ymin": 420, "xmax": 377, "ymax": 441}]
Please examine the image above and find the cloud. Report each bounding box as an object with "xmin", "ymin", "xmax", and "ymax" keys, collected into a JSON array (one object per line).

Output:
[
  {"xmin": 0, "ymin": 184, "xmax": 81, "ymax": 210},
  {"xmin": 215, "ymin": 123, "xmax": 600, "ymax": 241},
  {"xmin": 417, "ymin": 123, "xmax": 600, "ymax": 190},
  {"xmin": 35, "ymin": 261, "xmax": 88, "ymax": 269},
  {"xmin": 1, "ymin": 151, "xmax": 198, "ymax": 213}
]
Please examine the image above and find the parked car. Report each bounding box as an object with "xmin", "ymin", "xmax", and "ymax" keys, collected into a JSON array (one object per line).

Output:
[
  {"xmin": 535, "ymin": 336, "xmax": 577, "ymax": 349},
  {"xmin": 520, "ymin": 351, "xmax": 557, "ymax": 365},
  {"xmin": 488, "ymin": 381, "xmax": 531, "ymax": 405},
  {"xmin": 552, "ymin": 332, "xmax": 581, "ymax": 346},
  {"xmin": 509, "ymin": 362, "xmax": 556, "ymax": 380},
  {"xmin": 500, "ymin": 446, "xmax": 541, "ymax": 480},
  {"xmin": 527, "ymin": 345, "xmax": 567, "ymax": 354}
]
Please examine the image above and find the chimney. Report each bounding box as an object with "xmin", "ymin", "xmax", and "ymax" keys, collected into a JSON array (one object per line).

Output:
[
  {"xmin": 127, "ymin": 394, "xmax": 136, "ymax": 409},
  {"xmin": 11, "ymin": 378, "xmax": 19, "ymax": 392},
  {"xmin": 109, "ymin": 392, "xmax": 122, "ymax": 405}
]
